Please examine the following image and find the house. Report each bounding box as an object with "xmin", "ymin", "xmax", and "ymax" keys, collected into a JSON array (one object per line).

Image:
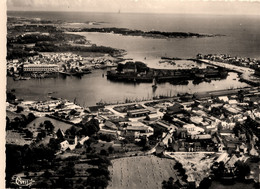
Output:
[
  {"xmin": 249, "ymin": 144, "xmax": 259, "ymax": 156},
  {"xmin": 56, "ymin": 128, "xmax": 65, "ymax": 140},
  {"xmin": 146, "ymin": 114, "xmax": 160, "ymax": 121},
  {"xmin": 193, "ymin": 134, "xmax": 211, "ymax": 140},
  {"xmin": 226, "ymin": 143, "xmax": 237, "ymax": 154},
  {"xmin": 166, "ymin": 103, "xmax": 184, "ymax": 114},
  {"xmin": 155, "ymin": 120, "xmax": 172, "ymax": 130},
  {"xmin": 175, "ymin": 128, "xmax": 188, "ymax": 139},
  {"xmin": 60, "ymin": 136, "xmax": 78, "ymax": 151},
  {"xmin": 126, "ymin": 125, "xmax": 154, "ymax": 137},
  {"xmin": 183, "ymin": 124, "xmax": 204, "ymax": 135},
  {"xmin": 223, "ymin": 104, "xmax": 241, "ymax": 115},
  {"xmin": 190, "ymin": 116, "xmax": 203, "ymax": 125},
  {"xmin": 218, "ymin": 96, "xmax": 229, "ymax": 103},
  {"xmin": 127, "ymin": 109, "xmax": 150, "ymax": 118},
  {"xmin": 216, "ymin": 152, "xmax": 229, "ymax": 163},
  {"xmin": 194, "ymin": 142, "xmax": 202, "ymax": 151},
  {"xmin": 88, "ymin": 105, "xmax": 105, "ymax": 113},
  {"xmin": 145, "ymin": 106, "xmax": 157, "ymax": 114},
  {"xmin": 225, "ymin": 154, "xmax": 238, "ymax": 168},
  {"xmin": 79, "ymin": 136, "xmax": 89, "ymax": 145},
  {"xmin": 123, "ymin": 131, "xmax": 139, "ymax": 142}
]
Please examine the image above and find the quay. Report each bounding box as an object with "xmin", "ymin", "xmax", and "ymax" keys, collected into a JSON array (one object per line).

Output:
[
  {"xmin": 96, "ymin": 86, "xmax": 259, "ymax": 106},
  {"xmin": 197, "ymin": 59, "xmax": 260, "ymax": 86}
]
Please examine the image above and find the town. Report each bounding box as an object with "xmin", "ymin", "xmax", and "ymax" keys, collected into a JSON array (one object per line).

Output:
[
  {"xmin": 6, "ymin": 83, "xmax": 260, "ymax": 188},
  {"xmin": 7, "ymin": 52, "xmax": 118, "ymax": 80}
]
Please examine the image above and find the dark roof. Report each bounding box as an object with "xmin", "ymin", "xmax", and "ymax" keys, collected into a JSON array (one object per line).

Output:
[
  {"xmin": 89, "ymin": 105, "xmax": 105, "ymax": 112},
  {"xmin": 126, "ymin": 126, "xmax": 149, "ymax": 131},
  {"xmin": 167, "ymin": 103, "xmax": 183, "ymax": 114}
]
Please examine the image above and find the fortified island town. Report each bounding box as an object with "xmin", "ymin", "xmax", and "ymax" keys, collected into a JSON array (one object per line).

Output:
[{"xmin": 6, "ymin": 14, "xmax": 260, "ymax": 189}]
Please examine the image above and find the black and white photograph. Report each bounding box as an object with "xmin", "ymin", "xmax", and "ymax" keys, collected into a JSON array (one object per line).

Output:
[{"xmin": 4, "ymin": 0, "xmax": 260, "ymax": 188}]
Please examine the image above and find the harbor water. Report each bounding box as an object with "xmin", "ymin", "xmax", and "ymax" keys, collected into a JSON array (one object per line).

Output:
[{"xmin": 7, "ymin": 11, "xmax": 259, "ymax": 106}]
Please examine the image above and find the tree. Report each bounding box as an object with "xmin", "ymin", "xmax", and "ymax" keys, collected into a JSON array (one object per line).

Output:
[
  {"xmin": 27, "ymin": 113, "xmax": 36, "ymax": 122},
  {"xmin": 42, "ymin": 170, "xmax": 52, "ymax": 179},
  {"xmin": 199, "ymin": 177, "xmax": 212, "ymax": 189},
  {"xmin": 48, "ymin": 138, "xmax": 60, "ymax": 151},
  {"xmin": 6, "ymin": 116, "xmax": 10, "ymax": 130},
  {"xmin": 162, "ymin": 177, "xmax": 179, "ymax": 189},
  {"xmin": 81, "ymin": 118, "xmax": 100, "ymax": 136},
  {"xmin": 24, "ymin": 129, "xmax": 33, "ymax": 138},
  {"xmin": 87, "ymin": 175, "xmax": 109, "ymax": 189},
  {"xmin": 179, "ymin": 167, "xmax": 186, "ymax": 176},
  {"xmin": 174, "ymin": 162, "xmax": 183, "ymax": 170},
  {"xmin": 16, "ymin": 106, "xmax": 24, "ymax": 113},
  {"xmin": 182, "ymin": 174, "xmax": 188, "ymax": 182},
  {"xmin": 59, "ymin": 162, "xmax": 75, "ymax": 177},
  {"xmin": 36, "ymin": 130, "xmax": 47, "ymax": 141},
  {"xmin": 234, "ymin": 161, "xmax": 251, "ymax": 180},
  {"xmin": 44, "ymin": 120, "xmax": 54, "ymax": 133},
  {"xmin": 65, "ymin": 126, "xmax": 78, "ymax": 137},
  {"xmin": 7, "ymin": 92, "xmax": 16, "ymax": 102},
  {"xmin": 100, "ymin": 149, "xmax": 108, "ymax": 156},
  {"xmin": 108, "ymin": 146, "xmax": 115, "ymax": 154}
]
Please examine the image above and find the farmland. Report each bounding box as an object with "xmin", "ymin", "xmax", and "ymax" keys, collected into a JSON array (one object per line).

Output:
[{"xmin": 108, "ymin": 155, "xmax": 177, "ymax": 189}]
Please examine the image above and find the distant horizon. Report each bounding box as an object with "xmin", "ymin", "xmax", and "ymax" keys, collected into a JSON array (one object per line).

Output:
[
  {"xmin": 6, "ymin": 10, "xmax": 260, "ymax": 17},
  {"xmin": 6, "ymin": 0, "xmax": 260, "ymax": 16}
]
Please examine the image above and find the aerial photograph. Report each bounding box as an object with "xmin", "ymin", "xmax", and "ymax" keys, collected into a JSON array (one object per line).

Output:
[{"xmin": 5, "ymin": 0, "xmax": 260, "ymax": 188}]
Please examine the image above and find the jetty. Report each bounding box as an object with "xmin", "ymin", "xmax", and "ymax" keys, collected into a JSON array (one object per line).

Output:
[{"xmin": 197, "ymin": 59, "xmax": 260, "ymax": 86}]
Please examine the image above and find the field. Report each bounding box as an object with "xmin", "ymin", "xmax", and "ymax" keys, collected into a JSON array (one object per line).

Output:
[
  {"xmin": 27, "ymin": 117, "xmax": 73, "ymax": 134},
  {"xmin": 6, "ymin": 130, "xmax": 32, "ymax": 146},
  {"xmin": 108, "ymin": 155, "xmax": 177, "ymax": 189}
]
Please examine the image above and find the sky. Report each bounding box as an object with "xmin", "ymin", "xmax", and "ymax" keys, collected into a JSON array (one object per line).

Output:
[{"xmin": 6, "ymin": 0, "xmax": 260, "ymax": 15}]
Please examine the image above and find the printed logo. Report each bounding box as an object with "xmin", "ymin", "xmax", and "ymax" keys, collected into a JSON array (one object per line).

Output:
[{"xmin": 11, "ymin": 176, "xmax": 35, "ymax": 187}]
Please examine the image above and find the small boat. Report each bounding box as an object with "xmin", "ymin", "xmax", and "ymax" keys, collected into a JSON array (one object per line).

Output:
[
  {"xmin": 20, "ymin": 77, "xmax": 31, "ymax": 80},
  {"xmin": 152, "ymin": 78, "xmax": 157, "ymax": 89},
  {"xmin": 152, "ymin": 84, "xmax": 157, "ymax": 89}
]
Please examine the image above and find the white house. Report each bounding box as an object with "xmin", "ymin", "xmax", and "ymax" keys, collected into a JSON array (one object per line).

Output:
[{"xmin": 183, "ymin": 124, "xmax": 204, "ymax": 135}]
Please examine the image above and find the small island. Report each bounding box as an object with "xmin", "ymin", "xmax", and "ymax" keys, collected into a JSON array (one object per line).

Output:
[{"xmin": 66, "ymin": 27, "xmax": 224, "ymax": 39}]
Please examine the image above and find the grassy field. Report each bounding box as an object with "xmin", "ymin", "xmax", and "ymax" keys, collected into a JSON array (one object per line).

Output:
[
  {"xmin": 6, "ymin": 130, "xmax": 32, "ymax": 146},
  {"xmin": 108, "ymin": 155, "xmax": 177, "ymax": 189},
  {"xmin": 27, "ymin": 117, "xmax": 73, "ymax": 134}
]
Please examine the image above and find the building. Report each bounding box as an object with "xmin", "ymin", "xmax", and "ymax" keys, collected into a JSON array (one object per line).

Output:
[
  {"xmin": 23, "ymin": 64, "xmax": 59, "ymax": 72},
  {"xmin": 126, "ymin": 126, "xmax": 154, "ymax": 137},
  {"xmin": 183, "ymin": 124, "xmax": 204, "ymax": 135},
  {"xmin": 127, "ymin": 109, "xmax": 150, "ymax": 117}
]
